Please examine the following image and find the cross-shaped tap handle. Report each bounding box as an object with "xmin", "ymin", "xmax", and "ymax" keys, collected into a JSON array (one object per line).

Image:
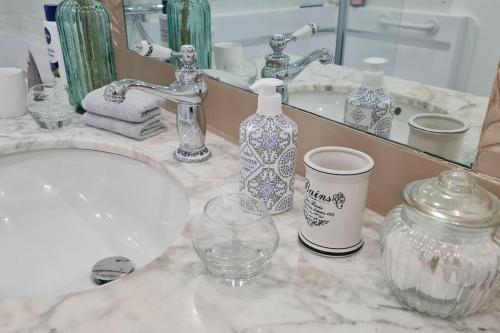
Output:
[
  {"xmin": 173, "ymin": 45, "xmax": 198, "ymax": 68},
  {"xmin": 269, "ymin": 23, "xmax": 319, "ymax": 55}
]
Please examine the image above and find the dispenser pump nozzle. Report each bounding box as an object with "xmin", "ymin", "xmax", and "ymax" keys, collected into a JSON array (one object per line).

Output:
[
  {"xmin": 362, "ymin": 57, "xmax": 388, "ymax": 88},
  {"xmin": 250, "ymin": 78, "xmax": 284, "ymax": 116}
]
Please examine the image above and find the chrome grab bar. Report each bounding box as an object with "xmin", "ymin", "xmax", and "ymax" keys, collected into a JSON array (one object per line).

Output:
[
  {"xmin": 123, "ymin": 4, "xmax": 164, "ymax": 16},
  {"xmin": 378, "ymin": 14, "xmax": 440, "ymax": 34}
]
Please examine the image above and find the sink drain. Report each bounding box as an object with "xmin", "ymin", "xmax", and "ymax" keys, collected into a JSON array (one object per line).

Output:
[{"xmin": 91, "ymin": 256, "xmax": 134, "ymax": 285}]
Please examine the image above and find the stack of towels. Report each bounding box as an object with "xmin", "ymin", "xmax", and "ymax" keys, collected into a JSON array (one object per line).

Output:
[{"xmin": 81, "ymin": 86, "xmax": 167, "ymax": 140}]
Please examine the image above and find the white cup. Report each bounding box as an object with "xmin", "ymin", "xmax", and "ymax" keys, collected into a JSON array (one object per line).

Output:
[
  {"xmin": 213, "ymin": 42, "xmax": 243, "ymax": 70},
  {"xmin": 0, "ymin": 67, "xmax": 27, "ymax": 119},
  {"xmin": 408, "ymin": 114, "xmax": 469, "ymax": 161},
  {"xmin": 300, "ymin": 147, "xmax": 374, "ymax": 257}
]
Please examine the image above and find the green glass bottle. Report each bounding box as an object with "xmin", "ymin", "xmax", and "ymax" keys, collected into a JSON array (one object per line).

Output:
[
  {"xmin": 56, "ymin": 0, "xmax": 116, "ymax": 112},
  {"xmin": 167, "ymin": 0, "xmax": 212, "ymax": 69}
]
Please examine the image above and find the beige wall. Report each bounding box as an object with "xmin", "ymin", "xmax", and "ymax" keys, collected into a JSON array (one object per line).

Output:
[
  {"xmin": 476, "ymin": 63, "xmax": 500, "ymax": 179},
  {"xmin": 102, "ymin": 0, "xmax": 500, "ymax": 215}
]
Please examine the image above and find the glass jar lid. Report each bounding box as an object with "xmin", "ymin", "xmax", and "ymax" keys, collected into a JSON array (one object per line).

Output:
[{"xmin": 402, "ymin": 169, "xmax": 500, "ymax": 228}]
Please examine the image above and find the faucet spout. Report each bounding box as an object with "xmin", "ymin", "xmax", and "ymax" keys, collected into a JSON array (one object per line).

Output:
[
  {"xmin": 261, "ymin": 25, "xmax": 334, "ymax": 103},
  {"xmin": 104, "ymin": 79, "xmax": 205, "ymax": 105},
  {"xmin": 287, "ymin": 48, "xmax": 334, "ymax": 80},
  {"xmin": 102, "ymin": 45, "xmax": 211, "ymax": 163}
]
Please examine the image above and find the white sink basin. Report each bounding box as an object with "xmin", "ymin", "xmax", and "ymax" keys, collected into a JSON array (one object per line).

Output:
[
  {"xmin": 0, "ymin": 149, "xmax": 189, "ymax": 299},
  {"xmin": 289, "ymin": 90, "xmax": 424, "ymax": 144}
]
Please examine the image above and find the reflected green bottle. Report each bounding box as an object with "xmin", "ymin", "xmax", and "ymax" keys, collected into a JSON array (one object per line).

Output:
[
  {"xmin": 167, "ymin": 0, "xmax": 212, "ymax": 69},
  {"xmin": 56, "ymin": 0, "xmax": 116, "ymax": 112}
]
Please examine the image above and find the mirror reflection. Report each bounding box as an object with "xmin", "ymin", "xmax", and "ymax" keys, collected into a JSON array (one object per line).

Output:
[{"xmin": 124, "ymin": 0, "xmax": 498, "ymax": 168}]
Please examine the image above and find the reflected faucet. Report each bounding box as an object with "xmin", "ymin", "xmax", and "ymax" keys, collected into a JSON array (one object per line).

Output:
[
  {"xmin": 261, "ymin": 23, "xmax": 334, "ymax": 103},
  {"xmin": 104, "ymin": 45, "xmax": 211, "ymax": 163}
]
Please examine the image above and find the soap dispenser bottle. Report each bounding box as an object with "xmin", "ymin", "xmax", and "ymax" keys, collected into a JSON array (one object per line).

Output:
[
  {"xmin": 240, "ymin": 78, "xmax": 298, "ymax": 215},
  {"xmin": 344, "ymin": 58, "xmax": 394, "ymax": 139}
]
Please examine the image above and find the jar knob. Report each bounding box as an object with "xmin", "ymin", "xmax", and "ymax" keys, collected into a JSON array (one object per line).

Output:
[{"xmin": 438, "ymin": 169, "xmax": 476, "ymax": 194}]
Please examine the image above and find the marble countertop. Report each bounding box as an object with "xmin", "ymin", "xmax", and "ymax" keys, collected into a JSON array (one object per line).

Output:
[
  {"xmin": 239, "ymin": 59, "xmax": 490, "ymax": 129},
  {"xmin": 210, "ymin": 60, "xmax": 489, "ymax": 165},
  {"xmin": 287, "ymin": 62, "xmax": 490, "ymax": 128},
  {"xmin": 0, "ymin": 112, "xmax": 499, "ymax": 332},
  {"xmin": 287, "ymin": 63, "xmax": 489, "ymax": 166}
]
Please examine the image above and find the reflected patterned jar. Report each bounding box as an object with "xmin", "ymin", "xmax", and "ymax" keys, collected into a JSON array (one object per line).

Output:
[{"xmin": 381, "ymin": 169, "xmax": 500, "ymax": 317}]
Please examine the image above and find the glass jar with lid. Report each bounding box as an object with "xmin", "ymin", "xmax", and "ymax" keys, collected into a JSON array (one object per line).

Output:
[{"xmin": 381, "ymin": 169, "xmax": 500, "ymax": 317}]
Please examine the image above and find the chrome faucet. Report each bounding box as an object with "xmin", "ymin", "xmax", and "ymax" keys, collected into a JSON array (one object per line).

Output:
[
  {"xmin": 261, "ymin": 23, "xmax": 334, "ymax": 103},
  {"xmin": 104, "ymin": 45, "xmax": 211, "ymax": 163}
]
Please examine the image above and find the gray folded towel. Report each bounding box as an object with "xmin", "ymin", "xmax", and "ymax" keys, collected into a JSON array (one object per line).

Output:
[
  {"xmin": 81, "ymin": 86, "xmax": 162, "ymax": 122},
  {"xmin": 83, "ymin": 112, "xmax": 167, "ymax": 140}
]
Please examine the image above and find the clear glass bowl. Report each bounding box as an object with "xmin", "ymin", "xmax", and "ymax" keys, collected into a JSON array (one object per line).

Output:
[
  {"xmin": 381, "ymin": 169, "xmax": 500, "ymax": 317},
  {"xmin": 192, "ymin": 193, "xmax": 279, "ymax": 286},
  {"xmin": 26, "ymin": 83, "xmax": 74, "ymax": 129}
]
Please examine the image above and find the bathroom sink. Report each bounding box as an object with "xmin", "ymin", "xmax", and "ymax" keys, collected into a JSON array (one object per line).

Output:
[
  {"xmin": 0, "ymin": 149, "xmax": 189, "ymax": 299},
  {"xmin": 289, "ymin": 90, "xmax": 425, "ymax": 144}
]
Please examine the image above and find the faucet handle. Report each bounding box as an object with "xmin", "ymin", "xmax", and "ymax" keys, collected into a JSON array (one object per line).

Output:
[
  {"xmin": 172, "ymin": 45, "xmax": 205, "ymax": 87},
  {"xmin": 269, "ymin": 23, "xmax": 319, "ymax": 55},
  {"xmin": 173, "ymin": 45, "xmax": 198, "ymax": 68},
  {"xmin": 269, "ymin": 34, "xmax": 294, "ymax": 55},
  {"xmin": 292, "ymin": 23, "xmax": 319, "ymax": 39}
]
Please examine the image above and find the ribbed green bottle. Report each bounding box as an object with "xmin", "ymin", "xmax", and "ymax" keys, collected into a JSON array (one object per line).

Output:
[
  {"xmin": 56, "ymin": 0, "xmax": 116, "ymax": 112},
  {"xmin": 167, "ymin": 0, "xmax": 212, "ymax": 69}
]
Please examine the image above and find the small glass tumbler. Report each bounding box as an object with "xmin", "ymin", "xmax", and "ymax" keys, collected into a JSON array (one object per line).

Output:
[
  {"xmin": 192, "ymin": 193, "xmax": 279, "ymax": 286},
  {"xmin": 224, "ymin": 59, "xmax": 257, "ymax": 85},
  {"xmin": 26, "ymin": 83, "xmax": 74, "ymax": 129}
]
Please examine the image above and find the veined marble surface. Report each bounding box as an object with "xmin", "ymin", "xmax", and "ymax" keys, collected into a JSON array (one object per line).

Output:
[
  {"xmin": 239, "ymin": 61, "xmax": 489, "ymax": 166},
  {"xmin": 244, "ymin": 60, "xmax": 490, "ymax": 129},
  {"xmin": 286, "ymin": 63, "xmax": 489, "ymax": 129},
  {"xmin": 0, "ymin": 111, "xmax": 499, "ymax": 333}
]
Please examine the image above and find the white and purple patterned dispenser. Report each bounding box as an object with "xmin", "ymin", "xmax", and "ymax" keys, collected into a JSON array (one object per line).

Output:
[{"xmin": 240, "ymin": 78, "xmax": 298, "ymax": 215}]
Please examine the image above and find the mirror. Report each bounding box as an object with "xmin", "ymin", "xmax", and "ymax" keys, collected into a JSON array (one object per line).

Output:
[{"xmin": 123, "ymin": 0, "xmax": 498, "ymax": 168}]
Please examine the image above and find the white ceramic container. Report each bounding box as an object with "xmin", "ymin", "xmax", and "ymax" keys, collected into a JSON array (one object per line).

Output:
[
  {"xmin": 213, "ymin": 41, "xmax": 243, "ymax": 70},
  {"xmin": 408, "ymin": 113, "xmax": 468, "ymax": 161},
  {"xmin": 0, "ymin": 67, "xmax": 26, "ymax": 119},
  {"xmin": 300, "ymin": 147, "xmax": 374, "ymax": 257}
]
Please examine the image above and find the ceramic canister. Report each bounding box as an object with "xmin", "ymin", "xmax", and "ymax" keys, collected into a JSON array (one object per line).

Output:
[
  {"xmin": 299, "ymin": 147, "xmax": 374, "ymax": 257},
  {"xmin": 213, "ymin": 42, "xmax": 243, "ymax": 70},
  {"xmin": 408, "ymin": 114, "xmax": 469, "ymax": 162}
]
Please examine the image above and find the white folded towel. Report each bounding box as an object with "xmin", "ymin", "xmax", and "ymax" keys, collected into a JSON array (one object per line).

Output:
[
  {"xmin": 83, "ymin": 112, "xmax": 167, "ymax": 140},
  {"xmin": 81, "ymin": 86, "xmax": 163, "ymax": 122}
]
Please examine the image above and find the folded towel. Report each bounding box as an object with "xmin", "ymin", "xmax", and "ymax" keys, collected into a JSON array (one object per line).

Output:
[
  {"xmin": 81, "ymin": 86, "xmax": 162, "ymax": 122},
  {"xmin": 83, "ymin": 112, "xmax": 167, "ymax": 140}
]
